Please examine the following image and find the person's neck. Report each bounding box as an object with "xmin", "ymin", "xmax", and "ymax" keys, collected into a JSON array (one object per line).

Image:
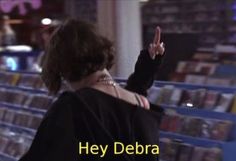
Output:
[{"xmin": 68, "ymin": 69, "xmax": 112, "ymax": 90}]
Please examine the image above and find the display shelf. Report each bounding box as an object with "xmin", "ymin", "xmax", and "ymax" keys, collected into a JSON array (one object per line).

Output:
[
  {"xmin": 160, "ymin": 104, "xmax": 236, "ymax": 122},
  {"xmin": 0, "ymin": 51, "xmax": 41, "ymax": 70},
  {"xmin": 160, "ymin": 104, "xmax": 236, "ymax": 140},
  {"xmin": 0, "ymin": 152, "xmax": 17, "ymax": 161},
  {"xmin": 0, "ymin": 102, "xmax": 46, "ymax": 115},
  {"xmin": 214, "ymin": 64, "xmax": 236, "ymax": 76},
  {"xmin": 182, "ymin": 9, "xmax": 224, "ymax": 13},
  {"xmin": 148, "ymin": 0, "xmax": 199, "ymax": 5},
  {"xmin": 197, "ymin": 47, "xmax": 215, "ymax": 52},
  {"xmin": 0, "ymin": 51, "xmax": 40, "ymax": 57},
  {"xmin": 160, "ymin": 131, "xmax": 236, "ymax": 161},
  {"xmin": 0, "ymin": 84, "xmax": 47, "ymax": 94},
  {"xmin": 0, "ymin": 124, "xmax": 34, "ymax": 140},
  {"xmin": 0, "ymin": 72, "xmax": 58, "ymax": 160},
  {"xmin": 152, "ymin": 80, "xmax": 236, "ymax": 161},
  {"xmin": 146, "ymin": 9, "xmax": 224, "ymax": 15},
  {"xmin": 0, "ymin": 121, "xmax": 36, "ymax": 135},
  {"xmin": 149, "ymin": 21, "xmax": 223, "ymax": 25},
  {"xmin": 0, "ymin": 70, "xmax": 47, "ymax": 93},
  {"xmin": 154, "ymin": 81, "xmax": 236, "ymax": 93},
  {"xmin": 5, "ymin": 70, "xmax": 39, "ymax": 75},
  {"xmin": 142, "ymin": 0, "xmax": 233, "ymax": 47},
  {"xmin": 160, "ymin": 131, "xmax": 225, "ymax": 148},
  {"xmin": 0, "ymin": 72, "xmax": 235, "ymax": 161},
  {"xmin": 143, "ymin": 12, "xmax": 179, "ymax": 16}
]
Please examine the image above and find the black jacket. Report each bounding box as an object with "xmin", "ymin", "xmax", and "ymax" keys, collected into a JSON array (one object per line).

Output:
[
  {"xmin": 126, "ymin": 50, "xmax": 163, "ymax": 96},
  {"xmin": 19, "ymin": 49, "xmax": 164, "ymax": 161}
]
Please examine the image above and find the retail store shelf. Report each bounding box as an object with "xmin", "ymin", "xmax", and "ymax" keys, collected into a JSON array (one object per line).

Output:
[
  {"xmin": 160, "ymin": 131, "xmax": 236, "ymax": 161},
  {"xmin": 160, "ymin": 131, "xmax": 224, "ymax": 148},
  {"xmin": 0, "ymin": 102, "xmax": 46, "ymax": 115},
  {"xmin": 6, "ymin": 70, "xmax": 40, "ymax": 75},
  {"xmin": 153, "ymin": 80, "xmax": 236, "ymax": 161},
  {"xmin": 0, "ymin": 152, "xmax": 17, "ymax": 161},
  {"xmin": 0, "ymin": 51, "xmax": 41, "ymax": 70},
  {"xmin": 154, "ymin": 81, "xmax": 236, "ymax": 93},
  {"xmin": 0, "ymin": 121, "xmax": 36, "ymax": 135},
  {"xmin": 160, "ymin": 104, "xmax": 236, "ymax": 122},
  {"xmin": 0, "ymin": 84, "xmax": 47, "ymax": 94}
]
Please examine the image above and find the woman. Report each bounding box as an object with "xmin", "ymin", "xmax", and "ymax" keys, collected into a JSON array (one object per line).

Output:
[{"xmin": 19, "ymin": 19, "xmax": 165, "ymax": 161}]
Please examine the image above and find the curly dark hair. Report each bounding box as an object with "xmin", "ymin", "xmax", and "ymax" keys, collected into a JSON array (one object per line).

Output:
[{"xmin": 41, "ymin": 19, "xmax": 114, "ymax": 94}]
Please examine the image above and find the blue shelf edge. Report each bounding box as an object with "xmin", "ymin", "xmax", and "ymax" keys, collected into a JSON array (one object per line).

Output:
[
  {"xmin": 160, "ymin": 104, "xmax": 236, "ymax": 122},
  {"xmin": 0, "ymin": 84, "xmax": 47, "ymax": 94},
  {"xmin": 115, "ymin": 79, "xmax": 236, "ymax": 93},
  {"xmin": 160, "ymin": 104, "xmax": 236, "ymax": 144},
  {"xmin": 0, "ymin": 121, "xmax": 36, "ymax": 136},
  {"xmin": 160, "ymin": 131, "xmax": 225, "ymax": 148},
  {"xmin": 160, "ymin": 131, "xmax": 236, "ymax": 161},
  {"xmin": 0, "ymin": 50, "xmax": 41, "ymax": 56},
  {"xmin": 0, "ymin": 152, "xmax": 17, "ymax": 161},
  {"xmin": 222, "ymin": 141, "xmax": 236, "ymax": 161},
  {"xmin": 4, "ymin": 70, "xmax": 40, "ymax": 75},
  {"xmin": 154, "ymin": 80, "xmax": 236, "ymax": 93},
  {"xmin": 0, "ymin": 102, "xmax": 46, "ymax": 115}
]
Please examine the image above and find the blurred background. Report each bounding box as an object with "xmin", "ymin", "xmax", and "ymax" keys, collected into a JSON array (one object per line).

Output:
[{"xmin": 0, "ymin": 0, "xmax": 236, "ymax": 161}]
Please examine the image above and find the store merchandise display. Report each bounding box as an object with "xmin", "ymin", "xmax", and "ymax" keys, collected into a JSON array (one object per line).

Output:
[
  {"xmin": 159, "ymin": 138, "xmax": 222, "ymax": 161},
  {"xmin": 0, "ymin": 71, "xmax": 53, "ymax": 161},
  {"xmin": 160, "ymin": 112, "xmax": 233, "ymax": 141},
  {"xmin": 0, "ymin": 107, "xmax": 43, "ymax": 130},
  {"xmin": 25, "ymin": 94, "xmax": 53, "ymax": 110},
  {"xmin": 0, "ymin": 50, "xmax": 41, "ymax": 71},
  {"xmin": 0, "ymin": 127, "xmax": 33, "ymax": 161},
  {"xmin": 17, "ymin": 74, "xmax": 45, "ymax": 89},
  {"xmin": 0, "ymin": 71, "xmax": 46, "ymax": 90},
  {"xmin": 146, "ymin": 80, "xmax": 236, "ymax": 161},
  {"xmin": 170, "ymin": 47, "xmax": 236, "ymax": 86},
  {"xmin": 142, "ymin": 0, "xmax": 236, "ymax": 47},
  {"xmin": 148, "ymin": 85, "xmax": 236, "ymax": 113},
  {"xmin": 0, "ymin": 72, "xmax": 20, "ymax": 86},
  {"xmin": 0, "ymin": 70, "xmax": 236, "ymax": 161},
  {"xmin": 172, "ymin": 60, "xmax": 236, "ymax": 86}
]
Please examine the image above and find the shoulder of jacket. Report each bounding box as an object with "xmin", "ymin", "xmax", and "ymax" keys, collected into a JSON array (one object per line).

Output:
[{"xmin": 45, "ymin": 91, "xmax": 82, "ymax": 117}]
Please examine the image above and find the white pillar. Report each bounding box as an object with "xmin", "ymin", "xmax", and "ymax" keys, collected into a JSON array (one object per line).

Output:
[{"xmin": 115, "ymin": 0, "xmax": 142, "ymax": 78}]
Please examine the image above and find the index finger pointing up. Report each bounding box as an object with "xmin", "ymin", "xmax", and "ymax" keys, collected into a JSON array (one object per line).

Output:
[{"xmin": 153, "ymin": 26, "xmax": 161, "ymax": 44}]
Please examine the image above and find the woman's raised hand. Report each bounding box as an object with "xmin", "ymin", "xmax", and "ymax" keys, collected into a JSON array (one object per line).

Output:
[{"xmin": 148, "ymin": 26, "xmax": 165, "ymax": 59}]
